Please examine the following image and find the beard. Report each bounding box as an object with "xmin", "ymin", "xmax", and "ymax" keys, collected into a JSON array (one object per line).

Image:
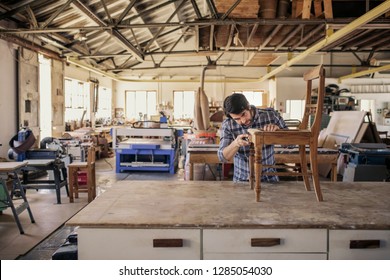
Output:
[{"xmin": 241, "ymin": 119, "xmax": 253, "ymax": 128}]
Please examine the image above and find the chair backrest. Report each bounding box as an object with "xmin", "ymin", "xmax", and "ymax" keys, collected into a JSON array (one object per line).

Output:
[{"xmin": 299, "ymin": 65, "xmax": 325, "ymax": 138}]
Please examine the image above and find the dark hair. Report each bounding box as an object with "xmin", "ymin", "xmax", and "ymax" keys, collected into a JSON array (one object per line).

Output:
[{"xmin": 223, "ymin": 93, "xmax": 250, "ymax": 118}]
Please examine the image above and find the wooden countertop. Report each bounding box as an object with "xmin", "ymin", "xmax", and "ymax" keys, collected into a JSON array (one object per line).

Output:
[
  {"xmin": 67, "ymin": 181, "xmax": 390, "ymax": 230},
  {"xmin": 0, "ymin": 161, "xmax": 28, "ymax": 172}
]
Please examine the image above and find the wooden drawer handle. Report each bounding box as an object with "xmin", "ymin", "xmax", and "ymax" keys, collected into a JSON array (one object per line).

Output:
[
  {"xmin": 350, "ymin": 240, "xmax": 380, "ymax": 249},
  {"xmin": 153, "ymin": 238, "xmax": 183, "ymax": 248},
  {"xmin": 251, "ymin": 238, "xmax": 281, "ymax": 247}
]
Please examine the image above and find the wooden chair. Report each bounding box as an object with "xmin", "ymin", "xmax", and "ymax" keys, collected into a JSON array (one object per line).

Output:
[
  {"xmin": 68, "ymin": 146, "xmax": 96, "ymax": 203},
  {"xmin": 248, "ymin": 65, "xmax": 325, "ymax": 202}
]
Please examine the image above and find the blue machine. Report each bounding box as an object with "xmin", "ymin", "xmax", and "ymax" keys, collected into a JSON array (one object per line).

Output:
[
  {"xmin": 340, "ymin": 143, "xmax": 390, "ymax": 182},
  {"xmin": 112, "ymin": 127, "xmax": 178, "ymax": 174}
]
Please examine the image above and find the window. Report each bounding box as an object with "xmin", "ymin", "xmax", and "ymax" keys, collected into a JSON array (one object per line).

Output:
[
  {"xmin": 232, "ymin": 90, "xmax": 264, "ymax": 107},
  {"xmin": 286, "ymin": 100, "xmax": 305, "ymax": 120},
  {"xmin": 96, "ymin": 87, "xmax": 112, "ymax": 120},
  {"xmin": 360, "ymin": 99, "xmax": 373, "ymax": 113},
  {"xmin": 125, "ymin": 90, "xmax": 157, "ymax": 120},
  {"xmin": 173, "ymin": 90, "xmax": 195, "ymax": 119},
  {"xmin": 64, "ymin": 78, "xmax": 90, "ymax": 122}
]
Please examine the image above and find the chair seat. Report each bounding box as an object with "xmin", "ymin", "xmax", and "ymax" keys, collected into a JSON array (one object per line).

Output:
[
  {"xmin": 251, "ymin": 130, "xmax": 312, "ymax": 145},
  {"xmin": 68, "ymin": 162, "xmax": 88, "ymax": 168}
]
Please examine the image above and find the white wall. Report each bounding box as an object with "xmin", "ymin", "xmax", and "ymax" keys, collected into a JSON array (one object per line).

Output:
[
  {"xmin": 64, "ymin": 64, "xmax": 114, "ymax": 88},
  {"xmin": 0, "ymin": 40, "xmax": 18, "ymax": 158},
  {"xmin": 342, "ymin": 78, "xmax": 390, "ymax": 126},
  {"xmin": 114, "ymin": 77, "xmax": 269, "ymax": 113},
  {"xmin": 275, "ymin": 77, "xmax": 308, "ymax": 115},
  {"xmin": 275, "ymin": 77, "xmax": 352, "ymax": 115}
]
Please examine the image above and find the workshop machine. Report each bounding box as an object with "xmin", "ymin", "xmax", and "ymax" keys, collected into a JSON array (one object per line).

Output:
[
  {"xmin": 340, "ymin": 143, "xmax": 390, "ymax": 182},
  {"xmin": 112, "ymin": 127, "xmax": 178, "ymax": 174}
]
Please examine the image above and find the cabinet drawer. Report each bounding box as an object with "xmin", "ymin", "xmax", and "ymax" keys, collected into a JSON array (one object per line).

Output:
[
  {"xmin": 78, "ymin": 228, "xmax": 201, "ymax": 260},
  {"xmin": 329, "ymin": 230, "xmax": 390, "ymax": 260},
  {"xmin": 205, "ymin": 253, "xmax": 327, "ymax": 260},
  {"xmin": 203, "ymin": 229, "xmax": 327, "ymax": 254}
]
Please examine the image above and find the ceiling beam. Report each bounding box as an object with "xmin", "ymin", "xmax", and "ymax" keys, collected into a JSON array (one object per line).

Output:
[
  {"xmin": 209, "ymin": 25, "xmax": 215, "ymax": 51},
  {"xmin": 290, "ymin": 24, "xmax": 325, "ymax": 50},
  {"xmin": 245, "ymin": 24, "xmax": 283, "ymax": 66},
  {"xmin": 275, "ymin": 24, "xmax": 304, "ymax": 51},
  {"xmin": 190, "ymin": 0, "xmax": 202, "ymax": 19},
  {"xmin": 2, "ymin": 19, "xmax": 390, "ymax": 34},
  {"xmin": 258, "ymin": 0, "xmax": 390, "ymax": 82},
  {"xmin": 41, "ymin": 0, "xmax": 74, "ymax": 29},
  {"xmin": 221, "ymin": 0, "xmax": 242, "ymax": 20},
  {"xmin": 0, "ymin": 0, "xmax": 43, "ymax": 20},
  {"xmin": 338, "ymin": 63, "xmax": 390, "ymax": 82},
  {"xmin": 205, "ymin": 0, "xmax": 219, "ymax": 19},
  {"xmin": 143, "ymin": 0, "xmax": 187, "ymax": 51},
  {"xmin": 115, "ymin": 0, "xmax": 136, "ymax": 25},
  {"xmin": 71, "ymin": 0, "xmax": 144, "ymax": 61},
  {"xmin": 246, "ymin": 23, "xmax": 259, "ymax": 48},
  {"xmin": 99, "ymin": 0, "xmax": 113, "ymax": 24},
  {"xmin": 225, "ymin": 25, "xmax": 235, "ymax": 51}
]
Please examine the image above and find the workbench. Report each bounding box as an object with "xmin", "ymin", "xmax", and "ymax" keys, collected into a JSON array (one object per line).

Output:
[
  {"xmin": 187, "ymin": 144, "xmax": 230, "ymax": 180},
  {"xmin": 21, "ymin": 159, "xmax": 69, "ymax": 204},
  {"xmin": 67, "ymin": 180, "xmax": 390, "ymax": 260}
]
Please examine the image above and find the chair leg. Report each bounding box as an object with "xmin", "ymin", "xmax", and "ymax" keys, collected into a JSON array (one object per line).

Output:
[
  {"xmin": 68, "ymin": 167, "xmax": 75, "ymax": 203},
  {"xmin": 75, "ymin": 170, "xmax": 82, "ymax": 199},
  {"xmin": 299, "ymin": 145, "xmax": 311, "ymax": 191},
  {"xmin": 86, "ymin": 165, "xmax": 96, "ymax": 203},
  {"xmin": 309, "ymin": 143, "xmax": 323, "ymax": 201},
  {"xmin": 254, "ymin": 144, "xmax": 263, "ymax": 202},
  {"xmin": 87, "ymin": 168, "xmax": 93, "ymax": 203},
  {"xmin": 91, "ymin": 165, "xmax": 96, "ymax": 199},
  {"xmin": 249, "ymin": 144, "xmax": 255, "ymax": 190}
]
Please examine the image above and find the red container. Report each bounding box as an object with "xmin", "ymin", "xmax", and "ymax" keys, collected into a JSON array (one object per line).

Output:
[{"xmin": 77, "ymin": 171, "xmax": 88, "ymax": 185}]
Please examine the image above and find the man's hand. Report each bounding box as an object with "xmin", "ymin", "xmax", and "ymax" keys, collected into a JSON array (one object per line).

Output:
[
  {"xmin": 234, "ymin": 134, "xmax": 251, "ymax": 148},
  {"xmin": 261, "ymin": 124, "xmax": 280, "ymax": 132}
]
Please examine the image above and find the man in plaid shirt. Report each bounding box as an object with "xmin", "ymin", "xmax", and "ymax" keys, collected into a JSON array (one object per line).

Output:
[{"xmin": 218, "ymin": 93, "xmax": 287, "ymax": 182}]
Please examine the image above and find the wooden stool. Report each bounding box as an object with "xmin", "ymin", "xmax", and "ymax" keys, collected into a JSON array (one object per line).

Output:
[{"xmin": 68, "ymin": 146, "xmax": 96, "ymax": 203}]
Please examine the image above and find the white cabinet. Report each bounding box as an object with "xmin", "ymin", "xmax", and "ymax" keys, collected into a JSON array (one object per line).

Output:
[
  {"xmin": 78, "ymin": 228, "xmax": 201, "ymax": 260},
  {"xmin": 329, "ymin": 230, "xmax": 390, "ymax": 260},
  {"xmin": 203, "ymin": 229, "xmax": 328, "ymax": 260}
]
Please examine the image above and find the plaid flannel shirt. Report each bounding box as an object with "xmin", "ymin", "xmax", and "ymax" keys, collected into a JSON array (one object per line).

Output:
[{"xmin": 218, "ymin": 106, "xmax": 287, "ymax": 182}]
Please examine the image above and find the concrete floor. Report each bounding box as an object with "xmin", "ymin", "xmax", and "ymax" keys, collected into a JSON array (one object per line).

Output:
[{"xmin": 17, "ymin": 156, "xmax": 186, "ymax": 260}]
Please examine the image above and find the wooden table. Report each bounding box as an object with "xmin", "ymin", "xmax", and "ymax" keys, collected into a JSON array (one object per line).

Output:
[
  {"xmin": 187, "ymin": 146, "xmax": 231, "ymax": 180},
  {"xmin": 0, "ymin": 162, "xmax": 35, "ymax": 234},
  {"xmin": 67, "ymin": 180, "xmax": 390, "ymax": 260},
  {"xmin": 274, "ymin": 147, "xmax": 338, "ymax": 182}
]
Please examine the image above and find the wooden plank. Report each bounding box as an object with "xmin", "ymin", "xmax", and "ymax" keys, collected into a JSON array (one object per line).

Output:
[
  {"xmin": 314, "ymin": 0, "xmax": 334, "ymax": 19},
  {"xmin": 323, "ymin": 0, "xmax": 333, "ymax": 19},
  {"xmin": 302, "ymin": 0, "xmax": 312, "ymax": 19},
  {"xmin": 214, "ymin": 0, "xmax": 259, "ymax": 18},
  {"xmin": 314, "ymin": 0, "xmax": 323, "ymax": 18},
  {"xmin": 292, "ymin": 0, "xmax": 303, "ymax": 18}
]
